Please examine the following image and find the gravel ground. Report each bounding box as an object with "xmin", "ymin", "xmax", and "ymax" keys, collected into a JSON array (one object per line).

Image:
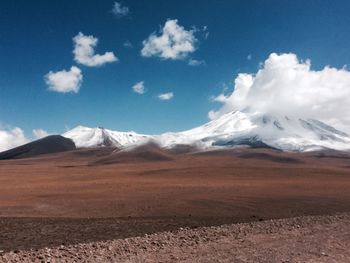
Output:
[{"xmin": 1, "ymin": 213, "xmax": 349, "ymax": 263}]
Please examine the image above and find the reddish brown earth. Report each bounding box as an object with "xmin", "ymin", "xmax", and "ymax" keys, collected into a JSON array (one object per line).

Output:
[
  {"xmin": 0, "ymin": 147, "xmax": 350, "ymax": 261},
  {"xmin": 1, "ymin": 213, "xmax": 349, "ymax": 262}
]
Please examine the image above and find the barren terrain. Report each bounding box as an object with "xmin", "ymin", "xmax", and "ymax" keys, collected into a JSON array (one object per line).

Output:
[
  {"xmin": 1, "ymin": 213, "xmax": 349, "ymax": 262},
  {"xmin": 0, "ymin": 147, "xmax": 350, "ymax": 261}
]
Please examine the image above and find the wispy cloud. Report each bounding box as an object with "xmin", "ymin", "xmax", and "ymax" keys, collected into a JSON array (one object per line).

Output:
[
  {"xmin": 132, "ymin": 81, "xmax": 145, "ymax": 94},
  {"xmin": 73, "ymin": 32, "xmax": 118, "ymax": 67},
  {"xmin": 33, "ymin": 129, "xmax": 49, "ymax": 139},
  {"xmin": 112, "ymin": 2, "xmax": 129, "ymax": 17},
  {"xmin": 203, "ymin": 25, "xmax": 209, "ymax": 39},
  {"xmin": 188, "ymin": 58, "xmax": 206, "ymax": 66},
  {"xmin": 123, "ymin": 40, "xmax": 133, "ymax": 48},
  {"xmin": 45, "ymin": 66, "xmax": 83, "ymax": 93},
  {"xmin": 158, "ymin": 92, "xmax": 174, "ymax": 100},
  {"xmin": 141, "ymin": 19, "xmax": 197, "ymax": 60}
]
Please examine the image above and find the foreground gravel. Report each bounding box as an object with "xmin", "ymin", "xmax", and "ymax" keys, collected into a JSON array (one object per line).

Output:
[{"xmin": 1, "ymin": 213, "xmax": 349, "ymax": 263}]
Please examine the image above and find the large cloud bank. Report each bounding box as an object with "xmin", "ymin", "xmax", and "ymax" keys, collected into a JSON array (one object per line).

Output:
[{"xmin": 209, "ymin": 53, "xmax": 350, "ymax": 132}]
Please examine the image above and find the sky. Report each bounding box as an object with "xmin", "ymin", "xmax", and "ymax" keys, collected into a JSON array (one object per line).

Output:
[{"xmin": 1, "ymin": 0, "xmax": 350, "ymax": 149}]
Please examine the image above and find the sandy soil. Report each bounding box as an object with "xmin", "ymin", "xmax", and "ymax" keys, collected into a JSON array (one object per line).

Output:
[
  {"xmin": 0, "ymin": 148, "xmax": 350, "ymax": 261},
  {"xmin": 1, "ymin": 148, "xmax": 350, "ymax": 219},
  {"xmin": 1, "ymin": 213, "xmax": 349, "ymax": 262}
]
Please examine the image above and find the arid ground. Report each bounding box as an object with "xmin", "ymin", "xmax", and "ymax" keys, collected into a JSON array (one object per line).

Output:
[{"xmin": 0, "ymin": 147, "xmax": 350, "ymax": 262}]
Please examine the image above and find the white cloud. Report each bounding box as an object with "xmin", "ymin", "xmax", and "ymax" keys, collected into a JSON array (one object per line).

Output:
[
  {"xmin": 123, "ymin": 40, "xmax": 133, "ymax": 48},
  {"xmin": 112, "ymin": 2, "xmax": 129, "ymax": 17},
  {"xmin": 188, "ymin": 59, "xmax": 205, "ymax": 66},
  {"xmin": 158, "ymin": 92, "xmax": 174, "ymax": 100},
  {"xmin": 33, "ymin": 129, "xmax": 49, "ymax": 139},
  {"xmin": 202, "ymin": 25, "xmax": 209, "ymax": 40},
  {"xmin": 0, "ymin": 127, "xmax": 28, "ymax": 152},
  {"xmin": 73, "ymin": 32, "xmax": 118, "ymax": 67},
  {"xmin": 132, "ymin": 81, "xmax": 145, "ymax": 94},
  {"xmin": 141, "ymin": 19, "xmax": 197, "ymax": 60},
  {"xmin": 45, "ymin": 66, "xmax": 83, "ymax": 93},
  {"xmin": 209, "ymin": 52, "xmax": 350, "ymax": 132}
]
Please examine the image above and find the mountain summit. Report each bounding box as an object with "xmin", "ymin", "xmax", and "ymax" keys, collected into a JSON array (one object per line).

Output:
[
  {"xmin": 63, "ymin": 126, "xmax": 150, "ymax": 148},
  {"xmin": 62, "ymin": 111, "xmax": 350, "ymax": 152}
]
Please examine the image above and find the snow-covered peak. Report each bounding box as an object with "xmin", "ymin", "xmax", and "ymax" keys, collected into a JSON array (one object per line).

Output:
[
  {"xmin": 155, "ymin": 111, "xmax": 257, "ymax": 147},
  {"xmin": 197, "ymin": 111, "xmax": 350, "ymax": 151},
  {"xmin": 63, "ymin": 126, "xmax": 150, "ymax": 148},
  {"xmin": 62, "ymin": 111, "xmax": 350, "ymax": 152}
]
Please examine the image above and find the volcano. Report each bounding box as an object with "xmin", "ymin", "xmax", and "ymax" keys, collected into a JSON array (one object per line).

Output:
[
  {"xmin": 0, "ymin": 135, "xmax": 75, "ymax": 160},
  {"xmin": 62, "ymin": 111, "xmax": 350, "ymax": 152}
]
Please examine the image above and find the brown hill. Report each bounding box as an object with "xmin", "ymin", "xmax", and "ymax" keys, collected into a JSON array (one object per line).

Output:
[{"xmin": 90, "ymin": 142, "xmax": 173, "ymax": 165}]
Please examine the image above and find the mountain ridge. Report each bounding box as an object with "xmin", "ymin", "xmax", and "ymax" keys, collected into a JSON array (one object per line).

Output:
[{"xmin": 62, "ymin": 111, "xmax": 350, "ymax": 152}]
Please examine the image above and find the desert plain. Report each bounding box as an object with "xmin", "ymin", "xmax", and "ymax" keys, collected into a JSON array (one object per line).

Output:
[{"xmin": 0, "ymin": 146, "xmax": 350, "ymax": 262}]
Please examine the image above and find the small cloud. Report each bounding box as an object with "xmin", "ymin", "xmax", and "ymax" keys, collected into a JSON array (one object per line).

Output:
[
  {"xmin": 73, "ymin": 32, "xmax": 118, "ymax": 67},
  {"xmin": 33, "ymin": 129, "xmax": 49, "ymax": 139},
  {"xmin": 112, "ymin": 2, "xmax": 129, "ymax": 17},
  {"xmin": 123, "ymin": 40, "xmax": 133, "ymax": 48},
  {"xmin": 158, "ymin": 92, "xmax": 174, "ymax": 100},
  {"xmin": 208, "ymin": 110, "xmax": 217, "ymax": 120},
  {"xmin": 0, "ymin": 126, "xmax": 28, "ymax": 152},
  {"xmin": 45, "ymin": 66, "xmax": 83, "ymax": 93},
  {"xmin": 211, "ymin": 94, "xmax": 228, "ymax": 103},
  {"xmin": 247, "ymin": 54, "xmax": 252, "ymax": 60},
  {"xmin": 132, "ymin": 81, "xmax": 145, "ymax": 94},
  {"xmin": 203, "ymin": 25, "xmax": 209, "ymax": 39},
  {"xmin": 188, "ymin": 58, "xmax": 206, "ymax": 66},
  {"xmin": 141, "ymin": 19, "xmax": 197, "ymax": 60}
]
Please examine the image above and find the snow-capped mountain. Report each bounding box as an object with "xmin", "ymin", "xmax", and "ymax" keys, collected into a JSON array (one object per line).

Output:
[
  {"xmin": 63, "ymin": 126, "xmax": 150, "ymax": 148},
  {"xmin": 62, "ymin": 111, "xmax": 350, "ymax": 152}
]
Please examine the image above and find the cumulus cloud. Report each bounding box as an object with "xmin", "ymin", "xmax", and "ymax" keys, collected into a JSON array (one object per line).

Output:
[
  {"xmin": 112, "ymin": 2, "xmax": 129, "ymax": 17},
  {"xmin": 158, "ymin": 92, "xmax": 174, "ymax": 100},
  {"xmin": 132, "ymin": 81, "xmax": 145, "ymax": 94},
  {"xmin": 209, "ymin": 52, "xmax": 350, "ymax": 132},
  {"xmin": 73, "ymin": 32, "xmax": 118, "ymax": 67},
  {"xmin": 45, "ymin": 66, "xmax": 83, "ymax": 93},
  {"xmin": 0, "ymin": 127, "xmax": 28, "ymax": 152},
  {"xmin": 33, "ymin": 129, "xmax": 49, "ymax": 139},
  {"xmin": 188, "ymin": 58, "xmax": 205, "ymax": 66},
  {"xmin": 141, "ymin": 19, "xmax": 197, "ymax": 60}
]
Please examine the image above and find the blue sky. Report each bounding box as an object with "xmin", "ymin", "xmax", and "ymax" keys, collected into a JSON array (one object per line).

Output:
[{"xmin": 1, "ymin": 0, "xmax": 350, "ymax": 136}]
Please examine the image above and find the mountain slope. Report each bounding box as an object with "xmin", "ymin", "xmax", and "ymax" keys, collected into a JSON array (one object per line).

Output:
[{"xmin": 0, "ymin": 135, "xmax": 76, "ymax": 160}]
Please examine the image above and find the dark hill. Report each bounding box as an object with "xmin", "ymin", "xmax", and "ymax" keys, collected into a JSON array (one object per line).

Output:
[{"xmin": 0, "ymin": 135, "xmax": 76, "ymax": 160}]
